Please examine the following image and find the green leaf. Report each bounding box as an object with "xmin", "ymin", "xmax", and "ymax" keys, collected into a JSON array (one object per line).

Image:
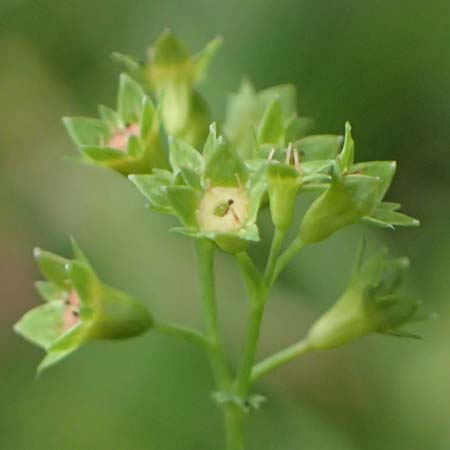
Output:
[
  {"xmin": 204, "ymin": 142, "xmax": 249, "ymax": 187},
  {"xmin": 63, "ymin": 117, "xmax": 109, "ymax": 147},
  {"xmin": 166, "ymin": 186, "xmax": 201, "ymax": 227},
  {"xmin": 117, "ymin": 73, "xmax": 145, "ymax": 124},
  {"xmin": 295, "ymin": 134, "xmax": 343, "ymax": 161},
  {"xmin": 257, "ymin": 99, "xmax": 285, "ymax": 145},
  {"xmin": 14, "ymin": 302, "xmax": 65, "ymax": 349},
  {"xmin": 129, "ymin": 171, "xmax": 175, "ymax": 213},
  {"xmin": 193, "ymin": 36, "xmax": 223, "ymax": 81},
  {"xmin": 34, "ymin": 248, "xmax": 69, "ymax": 288}
]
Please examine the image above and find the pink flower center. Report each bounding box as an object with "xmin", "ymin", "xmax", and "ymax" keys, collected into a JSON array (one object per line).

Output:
[
  {"xmin": 107, "ymin": 122, "xmax": 140, "ymax": 151},
  {"xmin": 63, "ymin": 289, "xmax": 81, "ymax": 332}
]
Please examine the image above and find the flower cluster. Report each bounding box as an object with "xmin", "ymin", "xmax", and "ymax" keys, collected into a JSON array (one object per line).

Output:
[{"xmin": 15, "ymin": 29, "xmax": 427, "ymax": 378}]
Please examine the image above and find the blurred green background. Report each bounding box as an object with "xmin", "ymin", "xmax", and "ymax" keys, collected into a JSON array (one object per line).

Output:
[{"xmin": 1, "ymin": 1, "xmax": 449, "ymax": 449}]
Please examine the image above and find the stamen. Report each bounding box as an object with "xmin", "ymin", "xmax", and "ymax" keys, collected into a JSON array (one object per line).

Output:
[{"xmin": 268, "ymin": 148, "xmax": 276, "ymax": 162}]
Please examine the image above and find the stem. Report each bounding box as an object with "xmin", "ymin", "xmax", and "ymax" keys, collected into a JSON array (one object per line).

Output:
[
  {"xmin": 196, "ymin": 239, "xmax": 244, "ymax": 450},
  {"xmin": 195, "ymin": 239, "xmax": 231, "ymax": 390},
  {"xmin": 224, "ymin": 406, "xmax": 245, "ymax": 450},
  {"xmin": 251, "ymin": 339, "xmax": 311, "ymax": 382},
  {"xmin": 153, "ymin": 321, "xmax": 207, "ymax": 347},
  {"xmin": 264, "ymin": 228, "xmax": 285, "ymax": 281},
  {"xmin": 267, "ymin": 236, "xmax": 305, "ymax": 289}
]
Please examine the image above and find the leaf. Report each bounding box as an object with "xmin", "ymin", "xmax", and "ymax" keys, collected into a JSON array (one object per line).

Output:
[{"xmin": 63, "ymin": 117, "xmax": 109, "ymax": 147}]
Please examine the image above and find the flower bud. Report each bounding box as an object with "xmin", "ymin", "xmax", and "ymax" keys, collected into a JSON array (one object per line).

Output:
[
  {"xmin": 307, "ymin": 249, "xmax": 427, "ymax": 350},
  {"xmin": 14, "ymin": 239, "xmax": 152, "ymax": 373}
]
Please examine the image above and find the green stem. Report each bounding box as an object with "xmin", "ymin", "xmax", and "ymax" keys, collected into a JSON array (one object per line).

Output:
[
  {"xmin": 196, "ymin": 239, "xmax": 244, "ymax": 450},
  {"xmin": 251, "ymin": 339, "xmax": 311, "ymax": 382},
  {"xmin": 267, "ymin": 236, "xmax": 305, "ymax": 289},
  {"xmin": 224, "ymin": 406, "xmax": 245, "ymax": 450},
  {"xmin": 195, "ymin": 239, "xmax": 231, "ymax": 390},
  {"xmin": 264, "ymin": 228, "xmax": 285, "ymax": 281},
  {"xmin": 153, "ymin": 321, "xmax": 207, "ymax": 347}
]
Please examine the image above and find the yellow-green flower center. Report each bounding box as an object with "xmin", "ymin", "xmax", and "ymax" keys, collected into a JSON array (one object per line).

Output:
[{"xmin": 197, "ymin": 187, "xmax": 250, "ymax": 232}]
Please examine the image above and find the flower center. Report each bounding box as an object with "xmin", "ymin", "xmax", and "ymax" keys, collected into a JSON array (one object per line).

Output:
[
  {"xmin": 107, "ymin": 122, "xmax": 140, "ymax": 151},
  {"xmin": 63, "ymin": 289, "xmax": 81, "ymax": 332},
  {"xmin": 197, "ymin": 187, "xmax": 250, "ymax": 232}
]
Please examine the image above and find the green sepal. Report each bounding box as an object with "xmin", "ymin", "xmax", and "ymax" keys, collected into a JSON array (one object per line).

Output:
[
  {"xmin": 166, "ymin": 185, "xmax": 201, "ymax": 227},
  {"xmin": 129, "ymin": 171, "xmax": 175, "ymax": 214},
  {"xmin": 169, "ymin": 136, "xmax": 204, "ymax": 188},
  {"xmin": 34, "ymin": 248, "xmax": 69, "ymax": 289},
  {"xmin": 98, "ymin": 105, "xmax": 123, "ymax": 132},
  {"xmin": 193, "ymin": 36, "xmax": 223, "ymax": 81},
  {"xmin": 62, "ymin": 117, "xmax": 109, "ymax": 147},
  {"xmin": 151, "ymin": 29, "xmax": 191, "ymax": 73},
  {"xmin": 37, "ymin": 325, "xmax": 85, "ymax": 374},
  {"xmin": 336, "ymin": 122, "xmax": 354, "ymax": 173},
  {"xmin": 111, "ymin": 52, "xmax": 147, "ymax": 86},
  {"xmin": 35, "ymin": 281, "xmax": 66, "ymax": 303},
  {"xmin": 351, "ymin": 161, "xmax": 396, "ymax": 204},
  {"xmin": 203, "ymin": 122, "xmax": 223, "ymax": 159},
  {"xmin": 65, "ymin": 260, "xmax": 98, "ymax": 308},
  {"xmin": 14, "ymin": 302, "xmax": 65, "ymax": 349},
  {"xmin": 285, "ymin": 116, "xmax": 313, "ymax": 142},
  {"xmin": 140, "ymin": 97, "xmax": 157, "ymax": 140},
  {"xmin": 204, "ymin": 142, "xmax": 249, "ymax": 187},
  {"xmin": 295, "ymin": 134, "xmax": 343, "ymax": 161},
  {"xmin": 81, "ymin": 145, "xmax": 126, "ymax": 162},
  {"xmin": 258, "ymin": 84, "xmax": 297, "ymax": 118},
  {"xmin": 299, "ymin": 174, "xmax": 381, "ymax": 243},
  {"xmin": 257, "ymin": 99, "xmax": 285, "ymax": 145},
  {"xmin": 267, "ymin": 163, "xmax": 301, "ymax": 230},
  {"xmin": 127, "ymin": 135, "xmax": 145, "ymax": 158},
  {"xmin": 117, "ymin": 73, "xmax": 145, "ymax": 124},
  {"xmin": 364, "ymin": 207, "xmax": 420, "ymax": 228},
  {"xmin": 307, "ymin": 249, "xmax": 429, "ymax": 350}
]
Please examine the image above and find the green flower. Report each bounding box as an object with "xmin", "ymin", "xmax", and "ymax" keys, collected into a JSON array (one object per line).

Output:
[
  {"xmin": 63, "ymin": 74, "xmax": 166, "ymax": 175},
  {"xmin": 224, "ymin": 79, "xmax": 312, "ymax": 159},
  {"xmin": 130, "ymin": 125, "xmax": 266, "ymax": 253},
  {"xmin": 299, "ymin": 122, "xmax": 419, "ymax": 243},
  {"xmin": 307, "ymin": 246, "xmax": 430, "ymax": 350},
  {"xmin": 14, "ymin": 239, "xmax": 153, "ymax": 373},
  {"xmin": 113, "ymin": 29, "xmax": 222, "ymax": 148},
  {"xmin": 266, "ymin": 137, "xmax": 342, "ymax": 230}
]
